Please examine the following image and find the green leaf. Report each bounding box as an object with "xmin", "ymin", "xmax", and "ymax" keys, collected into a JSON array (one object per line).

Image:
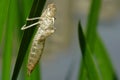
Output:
[
  {"xmin": 78, "ymin": 22, "xmax": 101, "ymax": 80},
  {"xmin": 29, "ymin": 64, "xmax": 40, "ymax": 80},
  {"xmin": 78, "ymin": 0, "xmax": 117, "ymax": 79},
  {"xmin": 0, "ymin": 0, "xmax": 11, "ymax": 43},
  {"xmin": 12, "ymin": 0, "xmax": 46, "ymax": 80},
  {"xmin": 86, "ymin": 0, "xmax": 101, "ymax": 50},
  {"xmin": 78, "ymin": 61, "xmax": 88, "ymax": 80},
  {"xmin": 78, "ymin": 0, "xmax": 100, "ymax": 80},
  {"xmin": 1, "ymin": 0, "xmax": 19, "ymax": 80},
  {"xmin": 94, "ymin": 35, "xmax": 117, "ymax": 80},
  {"xmin": 86, "ymin": 0, "xmax": 117, "ymax": 79}
]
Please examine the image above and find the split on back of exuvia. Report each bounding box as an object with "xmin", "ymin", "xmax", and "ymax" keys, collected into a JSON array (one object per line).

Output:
[{"xmin": 21, "ymin": 3, "xmax": 56, "ymax": 76}]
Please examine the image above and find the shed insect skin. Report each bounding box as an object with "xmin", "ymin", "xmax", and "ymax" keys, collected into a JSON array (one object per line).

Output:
[{"xmin": 21, "ymin": 3, "xmax": 56, "ymax": 75}]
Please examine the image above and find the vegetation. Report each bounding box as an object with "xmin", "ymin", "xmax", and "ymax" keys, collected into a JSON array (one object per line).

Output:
[{"xmin": 0, "ymin": 0, "xmax": 117, "ymax": 80}]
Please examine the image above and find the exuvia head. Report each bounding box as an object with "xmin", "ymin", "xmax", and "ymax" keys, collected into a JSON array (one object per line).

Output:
[{"xmin": 46, "ymin": 3, "xmax": 56, "ymax": 17}]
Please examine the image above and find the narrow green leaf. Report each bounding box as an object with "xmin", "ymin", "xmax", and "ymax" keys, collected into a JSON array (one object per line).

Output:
[
  {"xmin": 79, "ymin": 1, "xmax": 102, "ymax": 79},
  {"xmin": 79, "ymin": 0, "xmax": 117, "ymax": 79},
  {"xmin": 86, "ymin": 0, "xmax": 101, "ymax": 47},
  {"xmin": 94, "ymin": 35, "xmax": 117, "ymax": 80},
  {"xmin": 79, "ymin": 1, "xmax": 102, "ymax": 80},
  {"xmin": 86, "ymin": 0, "xmax": 117, "ymax": 79},
  {"xmin": 12, "ymin": 0, "xmax": 46, "ymax": 79},
  {"xmin": 2, "ymin": 0, "xmax": 19, "ymax": 80},
  {"xmin": 78, "ymin": 22, "xmax": 101, "ymax": 80},
  {"xmin": 78, "ymin": 61, "xmax": 88, "ymax": 80},
  {"xmin": 0, "ymin": 0, "xmax": 11, "ymax": 43},
  {"xmin": 30, "ymin": 64, "xmax": 40, "ymax": 80}
]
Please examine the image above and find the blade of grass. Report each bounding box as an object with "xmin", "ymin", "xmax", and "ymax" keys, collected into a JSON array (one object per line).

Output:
[
  {"xmin": 2, "ymin": 0, "xmax": 19, "ymax": 80},
  {"xmin": 0, "ymin": 5, "xmax": 3, "ymax": 43},
  {"xmin": 11, "ymin": 0, "xmax": 46, "ymax": 79},
  {"xmin": 78, "ymin": 22, "xmax": 101, "ymax": 80},
  {"xmin": 86, "ymin": 0, "xmax": 116, "ymax": 79},
  {"xmin": 0, "ymin": 0, "xmax": 11, "ymax": 43},
  {"xmin": 81, "ymin": 0, "xmax": 117, "ymax": 79},
  {"xmin": 94, "ymin": 35, "xmax": 117, "ymax": 80},
  {"xmin": 78, "ymin": 61, "xmax": 88, "ymax": 80},
  {"xmin": 79, "ymin": 0, "xmax": 102, "ymax": 79},
  {"xmin": 86, "ymin": 0, "xmax": 101, "ymax": 50},
  {"xmin": 31, "ymin": 64, "xmax": 40, "ymax": 80}
]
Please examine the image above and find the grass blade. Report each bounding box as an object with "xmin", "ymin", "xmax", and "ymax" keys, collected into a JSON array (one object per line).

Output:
[
  {"xmin": 78, "ymin": 22, "xmax": 101, "ymax": 80},
  {"xmin": 30, "ymin": 64, "xmax": 40, "ymax": 80},
  {"xmin": 94, "ymin": 35, "xmax": 117, "ymax": 80},
  {"xmin": 78, "ymin": 0, "xmax": 117, "ymax": 79},
  {"xmin": 78, "ymin": 61, "xmax": 88, "ymax": 80},
  {"xmin": 0, "ymin": 0, "xmax": 11, "ymax": 43},
  {"xmin": 2, "ymin": 0, "xmax": 19, "ymax": 80},
  {"xmin": 86, "ymin": 0, "xmax": 101, "ymax": 47},
  {"xmin": 12, "ymin": 0, "xmax": 46, "ymax": 79},
  {"xmin": 86, "ymin": 0, "xmax": 117, "ymax": 79},
  {"xmin": 78, "ymin": 1, "xmax": 102, "ymax": 79}
]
